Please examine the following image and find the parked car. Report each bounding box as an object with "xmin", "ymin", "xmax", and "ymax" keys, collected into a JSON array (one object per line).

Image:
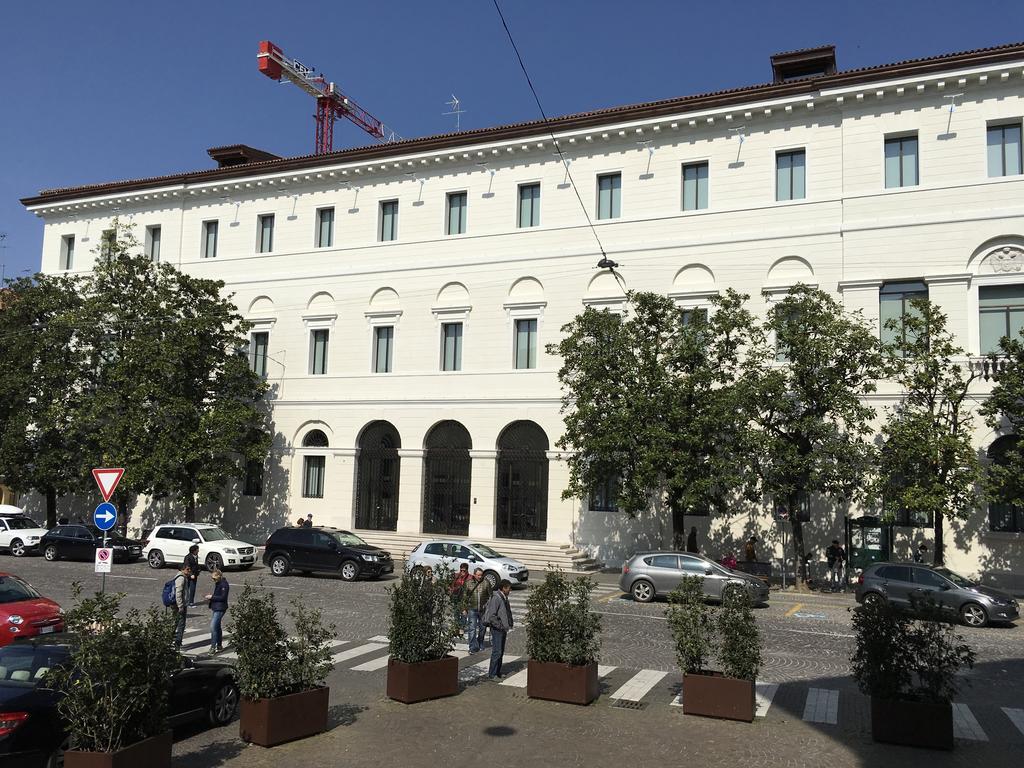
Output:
[
  {"xmin": 263, "ymin": 526, "xmax": 393, "ymax": 581},
  {"xmin": 0, "ymin": 574, "xmax": 62, "ymax": 648},
  {"xmin": 619, "ymin": 551, "xmax": 771, "ymax": 605},
  {"xmin": 38, "ymin": 525, "xmax": 142, "ymax": 564},
  {"xmin": 142, "ymin": 524, "xmax": 256, "ymax": 571},
  {"xmin": 405, "ymin": 540, "xmax": 529, "ymax": 589},
  {"xmin": 0, "ymin": 634, "xmax": 239, "ymax": 767},
  {"xmin": 0, "ymin": 510, "xmax": 48, "ymax": 558},
  {"xmin": 854, "ymin": 561, "xmax": 1019, "ymax": 628}
]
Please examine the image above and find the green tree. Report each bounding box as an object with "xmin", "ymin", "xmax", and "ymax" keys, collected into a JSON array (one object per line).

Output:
[
  {"xmin": 875, "ymin": 299, "xmax": 982, "ymax": 565},
  {"xmin": 550, "ymin": 289, "xmax": 765, "ymax": 548},
  {"xmin": 754, "ymin": 284, "xmax": 888, "ymax": 583},
  {"xmin": 0, "ymin": 273, "xmax": 88, "ymax": 526},
  {"xmin": 980, "ymin": 324, "xmax": 1024, "ymax": 517}
]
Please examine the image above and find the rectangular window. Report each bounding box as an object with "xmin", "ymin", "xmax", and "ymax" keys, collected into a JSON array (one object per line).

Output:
[
  {"xmin": 987, "ymin": 122, "xmax": 1023, "ymax": 178},
  {"xmin": 60, "ymin": 235, "xmax": 75, "ymax": 270},
  {"xmin": 518, "ymin": 183, "xmax": 540, "ymax": 228},
  {"xmin": 979, "ymin": 284, "xmax": 1024, "ymax": 354},
  {"xmin": 514, "ymin": 318, "xmax": 538, "ymax": 370},
  {"xmin": 316, "ymin": 207, "xmax": 334, "ymax": 248},
  {"xmin": 441, "ymin": 322, "xmax": 463, "ymax": 372},
  {"xmin": 100, "ymin": 229, "xmax": 116, "ymax": 259},
  {"xmin": 379, "ymin": 200, "xmax": 398, "ymax": 242},
  {"xmin": 589, "ymin": 476, "xmax": 618, "ymax": 512},
  {"xmin": 257, "ymin": 214, "xmax": 275, "ymax": 253},
  {"xmin": 681, "ymin": 308, "xmax": 708, "ymax": 326},
  {"xmin": 202, "ymin": 220, "xmax": 218, "ymax": 259},
  {"xmin": 446, "ymin": 192, "xmax": 467, "ymax": 235},
  {"xmin": 775, "ymin": 149, "xmax": 806, "ymax": 201},
  {"xmin": 250, "ymin": 331, "xmax": 269, "ymax": 378},
  {"xmin": 145, "ymin": 226, "xmax": 161, "ymax": 262},
  {"xmin": 310, "ymin": 329, "xmax": 329, "ymax": 375},
  {"xmin": 884, "ymin": 135, "xmax": 919, "ymax": 188},
  {"xmin": 596, "ymin": 173, "xmax": 621, "ymax": 220},
  {"xmin": 682, "ymin": 162, "xmax": 709, "ymax": 211},
  {"xmin": 302, "ymin": 456, "xmax": 325, "ymax": 499},
  {"xmin": 243, "ymin": 460, "xmax": 264, "ymax": 497},
  {"xmin": 879, "ymin": 280, "xmax": 928, "ymax": 354},
  {"xmin": 373, "ymin": 326, "xmax": 394, "ymax": 373}
]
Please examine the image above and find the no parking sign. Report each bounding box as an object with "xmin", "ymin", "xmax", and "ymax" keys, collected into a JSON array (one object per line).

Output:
[{"xmin": 95, "ymin": 547, "xmax": 113, "ymax": 574}]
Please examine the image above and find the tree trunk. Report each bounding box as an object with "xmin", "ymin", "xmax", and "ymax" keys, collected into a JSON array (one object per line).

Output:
[
  {"xmin": 45, "ymin": 487, "xmax": 57, "ymax": 529},
  {"xmin": 933, "ymin": 511, "xmax": 945, "ymax": 566},
  {"xmin": 790, "ymin": 493, "xmax": 809, "ymax": 585},
  {"xmin": 185, "ymin": 493, "xmax": 196, "ymax": 523}
]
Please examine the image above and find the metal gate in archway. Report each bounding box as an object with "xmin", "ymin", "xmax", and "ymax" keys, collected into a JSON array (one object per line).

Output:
[
  {"xmin": 354, "ymin": 421, "xmax": 401, "ymax": 531},
  {"xmin": 422, "ymin": 421, "xmax": 472, "ymax": 536},
  {"xmin": 495, "ymin": 421, "xmax": 548, "ymax": 541}
]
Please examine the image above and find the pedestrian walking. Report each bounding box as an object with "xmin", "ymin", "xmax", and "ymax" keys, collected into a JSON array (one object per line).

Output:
[
  {"xmin": 686, "ymin": 526, "xmax": 699, "ymax": 554},
  {"xmin": 913, "ymin": 542, "xmax": 929, "ymax": 564},
  {"xmin": 451, "ymin": 563, "xmax": 471, "ymax": 632},
  {"xmin": 203, "ymin": 569, "xmax": 229, "ymax": 655},
  {"xmin": 303, "ymin": 513, "xmax": 313, "ymax": 528},
  {"xmin": 825, "ymin": 539, "xmax": 846, "ymax": 592},
  {"xmin": 744, "ymin": 536, "xmax": 758, "ymax": 562},
  {"xmin": 482, "ymin": 579, "xmax": 513, "ymax": 680},
  {"xmin": 171, "ymin": 563, "xmax": 190, "ymax": 650},
  {"xmin": 463, "ymin": 568, "xmax": 491, "ymax": 653},
  {"xmin": 183, "ymin": 544, "xmax": 201, "ymax": 608}
]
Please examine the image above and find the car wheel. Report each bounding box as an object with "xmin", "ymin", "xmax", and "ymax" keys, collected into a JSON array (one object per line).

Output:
[
  {"xmin": 862, "ymin": 592, "xmax": 885, "ymax": 608},
  {"xmin": 10, "ymin": 538, "xmax": 26, "ymax": 557},
  {"xmin": 631, "ymin": 580, "xmax": 655, "ymax": 603},
  {"xmin": 484, "ymin": 570, "xmax": 500, "ymax": 590},
  {"xmin": 44, "ymin": 544, "xmax": 59, "ymax": 562},
  {"xmin": 960, "ymin": 602, "xmax": 988, "ymax": 628},
  {"xmin": 270, "ymin": 555, "xmax": 290, "ymax": 577},
  {"xmin": 206, "ymin": 553, "xmax": 223, "ymax": 572},
  {"xmin": 340, "ymin": 560, "xmax": 359, "ymax": 582},
  {"xmin": 148, "ymin": 549, "xmax": 165, "ymax": 569},
  {"xmin": 208, "ymin": 679, "xmax": 239, "ymax": 726}
]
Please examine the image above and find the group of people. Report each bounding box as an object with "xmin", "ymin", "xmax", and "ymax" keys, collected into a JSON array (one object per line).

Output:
[
  {"xmin": 449, "ymin": 564, "xmax": 515, "ymax": 680},
  {"xmin": 168, "ymin": 546, "xmax": 230, "ymax": 655},
  {"xmin": 293, "ymin": 513, "xmax": 314, "ymax": 528}
]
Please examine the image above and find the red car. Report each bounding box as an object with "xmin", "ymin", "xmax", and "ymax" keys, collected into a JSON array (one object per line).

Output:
[{"xmin": 0, "ymin": 574, "xmax": 62, "ymax": 647}]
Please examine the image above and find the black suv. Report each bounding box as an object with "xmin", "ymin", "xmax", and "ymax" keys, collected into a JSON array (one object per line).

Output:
[{"xmin": 262, "ymin": 527, "xmax": 393, "ymax": 581}]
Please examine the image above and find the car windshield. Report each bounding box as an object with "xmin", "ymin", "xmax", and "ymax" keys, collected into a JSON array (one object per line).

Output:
[
  {"xmin": 5, "ymin": 517, "xmax": 42, "ymax": 530},
  {"xmin": 0, "ymin": 575, "xmax": 41, "ymax": 604},
  {"xmin": 0, "ymin": 643, "xmax": 70, "ymax": 689},
  {"xmin": 198, "ymin": 527, "xmax": 232, "ymax": 542},
  {"xmin": 333, "ymin": 532, "xmax": 368, "ymax": 547},
  {"xmin": 468, "ymin": 543, "xmax": 503, "ymax": 558},
  {"xmin": 935, "ymin": 568, "xmax": 974, "ymax": 588}
]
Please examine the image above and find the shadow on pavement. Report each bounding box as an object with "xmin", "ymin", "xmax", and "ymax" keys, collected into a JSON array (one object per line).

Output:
[{"xmin": 328, "ymin": 702, "xmax": 367, "ymax": 728}]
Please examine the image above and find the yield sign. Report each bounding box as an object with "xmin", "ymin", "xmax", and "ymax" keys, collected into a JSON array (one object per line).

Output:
[{"xmin": 92, "ymin": 468, "xmax": 125, "ymax": 502}]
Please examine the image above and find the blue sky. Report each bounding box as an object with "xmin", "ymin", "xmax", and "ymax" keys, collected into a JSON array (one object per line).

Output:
[{"xmin": 3, "ymin": 0, "xmax": 1024, "ymax": 278}]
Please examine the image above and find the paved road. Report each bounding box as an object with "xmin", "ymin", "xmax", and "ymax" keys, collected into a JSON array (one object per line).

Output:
[{"xmin": 4, "ymin": 552, "xmax": 1022, "ymax": 766}]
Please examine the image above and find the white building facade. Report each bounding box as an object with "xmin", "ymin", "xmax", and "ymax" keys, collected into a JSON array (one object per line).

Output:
[{"xmin": 22, "ymin": 44, "xmax": 1024, "ymax": 585}]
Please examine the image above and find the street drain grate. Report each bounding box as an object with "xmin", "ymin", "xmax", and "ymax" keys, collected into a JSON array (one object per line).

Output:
[{"xmin": 611, "ymin": 700, "xmax": 647, "ymax": 711}]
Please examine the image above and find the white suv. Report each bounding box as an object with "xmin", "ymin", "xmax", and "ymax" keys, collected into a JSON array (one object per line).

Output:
[
  {"xmin": 0, "ymin": 509, "xmax": 49, "ymax": 557},
  {"xmin": 143, "ymin": 523, "xmax": 257, "ymax": 571},
  {"xmin": 405, "ymin": 540, "xmax": 529, "ymax": 589}
]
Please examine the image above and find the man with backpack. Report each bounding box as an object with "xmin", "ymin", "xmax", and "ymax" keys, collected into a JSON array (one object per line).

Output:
[{"xmin": 163, "ymin": 563, "xmax": 191, "ymax": 650}]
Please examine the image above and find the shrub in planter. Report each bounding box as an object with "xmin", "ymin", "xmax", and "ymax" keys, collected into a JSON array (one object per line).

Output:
[
  {"xmin": 229, "ymin": 581, "xmax": 336, "ymax": 746},
  {"xmin": 386, "ymin": 567, "xmax": 462, "ymax": 703},
  {"xmin": 851, "ymin": 598, "xmax": 974, "ymax": 750},
  {"xmin": 525, "ymin": 570, "xmax": 602, "ymax": 705},
  {"xmin": 47, "ymin": 585, "xmax": 178, "ymax": 767}
]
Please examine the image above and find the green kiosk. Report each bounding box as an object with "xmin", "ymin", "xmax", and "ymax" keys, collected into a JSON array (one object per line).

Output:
[{"xmin": 845, "ymin": 515, "xmax": 893, "ymax": 573}]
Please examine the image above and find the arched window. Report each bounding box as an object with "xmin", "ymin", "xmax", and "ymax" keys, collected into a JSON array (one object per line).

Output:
[
  {"xmin": 301, "ymin": 429, "xmax": 329, "ymax": 499},
  {"xmin": 495, "ymin": 421, "xmax": 549, "ymax": 540},
  {"xmin": 355, "ymin": 422, "xmax": 401, "ymax": 531},
  {"xmin": 988, "ymin": 435, "xmax": 1023, "ymax": 532},
  {"xmin": 302, "ymin": 429, "xmax": 329, "ymax": 448},
  {"xmin": 422, "ymin": 421, "xmax": 472, "ymax": 536}
]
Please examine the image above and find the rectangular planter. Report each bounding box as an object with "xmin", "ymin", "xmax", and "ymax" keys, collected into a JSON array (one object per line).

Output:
[
  {"xmin": 682, "ymin": 672, "xmax": 755, "ymax": 722},
  {"xmin": 240, "ymin": 686, "xmax": 330, "ymax": 747},
  {"xmin": 65, "ymin": 731, "xmax": 172, "ymax": 768},
  {"xmin": 870, "ymin": 696, "xmax": 954, "ymax": 750},
  {"xmin": 387, "ymin": 655, "xmax": 459, "ymax": 703},
  {"xmin": 527, "ymin": 659, "xmax": 599, "ymax": 705}
]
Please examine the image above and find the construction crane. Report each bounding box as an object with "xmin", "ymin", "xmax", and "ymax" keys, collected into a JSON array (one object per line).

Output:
[{"xmin": 257, "ymin": 40, "xmax": 400, "ymax": 155}]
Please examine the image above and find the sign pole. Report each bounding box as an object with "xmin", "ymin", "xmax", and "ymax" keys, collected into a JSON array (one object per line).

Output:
[
  {"xmin": 92, "ymin": 468, "xmax": 124, "ymax": 593},
  {"xmin": 102, "ymin": 531, "xmax": 107, "ymax": 594}
]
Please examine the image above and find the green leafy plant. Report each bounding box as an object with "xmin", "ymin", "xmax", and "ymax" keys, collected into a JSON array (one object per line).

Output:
[
  {"xmin": 717, "ymin": 588, "xmax": 761, "ymax": 681},
  {"xmin": 525, "ymin": 570, "xmax": 601, "ymax": 666},
  {"xmin": 47, "ymin": 585, "xmax": 179, "ymax": 753},
  {"xmin": 851, "ymin": 599, "xmax": 975, "ymax": 704},
  {"xmin": 387, "ymin": 566, "xmax": 462, "ymax": 664},
  {"xmin": 229, "ymin": 581, "xmax": 336, "ymax": 699},
  {"xmin": 665, "ymin": 576, "xmax": 714, "ymax": 674}
]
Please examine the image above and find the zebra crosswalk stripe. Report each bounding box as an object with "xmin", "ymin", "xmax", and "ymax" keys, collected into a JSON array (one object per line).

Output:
[
  {"xmin": 755, "ymin": 682, "xmax": 779, "ymax": 718},
  {"xmin": 331, "ymin": 642, "xmax": 386, "ymax": 665},
  {"xmin": 459, "ymin": 656, "xmax": 521, "ymax": 682},
  {"xmin": 802, "ymin": 688, "xmax": 839, "ymax": 724},
  {"xmin": 609, "ymin": 670, "xmax": 666, "ymax": 702},
  {"xmin": 953, "ymin": 703, "xmax": 988, "ymax": 741},
  {"xmin": 1002, "ymin": 707, "xmax": 1024, "ymax": 737},
  {"xmin": 499, "ymin": 663, "xmax": 616, "ymax": 689},
  {"xmin": 350, "ymin": 653, "xmax": 391, "ymax": 672}
]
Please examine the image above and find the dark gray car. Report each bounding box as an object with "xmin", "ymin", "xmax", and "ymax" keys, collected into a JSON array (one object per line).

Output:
[
  {"xmin": 619, "ymin": 551, "xmax": 770, "ymax": 605},
  {"xmin": 854, "ymin": 562, "xmax": 1019, "ymax": 628}
]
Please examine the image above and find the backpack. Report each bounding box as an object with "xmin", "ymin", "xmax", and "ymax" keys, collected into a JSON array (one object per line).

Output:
[{"xmin": 161, "ymin": 577, "xmax": 177, "ymax": 607}]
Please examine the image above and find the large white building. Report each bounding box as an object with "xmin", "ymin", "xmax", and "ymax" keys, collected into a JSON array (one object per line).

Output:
[{"xmin": 21, "ymin": 43, "xmax": 1024, "ymax": 585}]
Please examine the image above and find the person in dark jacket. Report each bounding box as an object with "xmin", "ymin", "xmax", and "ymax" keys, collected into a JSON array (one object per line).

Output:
[
  {"xmin": 462, "ymin": 568, "xmax": 491, "ymax": 653},
  {"xmin": 481, "ymin": 579, "xmax": 513, "ymax": 679},
  {"xmin": 203, "ymin": 569, "xmax": 230, "ymax": 654},
  {"xmin": 686, "ymin": 526, "xmax": 699, "ymax": 554},
  {"xmin": 183, "ymin": 545, "xmax": 201, "ymax": 608}
]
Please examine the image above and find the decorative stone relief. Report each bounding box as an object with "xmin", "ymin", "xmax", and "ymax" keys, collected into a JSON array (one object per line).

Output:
[{"xmin": 989, "ymin": 246, "xmax": 1024, "ymax": 273}]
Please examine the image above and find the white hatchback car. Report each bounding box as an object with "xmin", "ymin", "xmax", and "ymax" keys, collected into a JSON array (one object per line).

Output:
[
  {"xmin": 0, "ymin": 508, "xmax": 49, "ymax": 558},
  {"xmin": 142, "ymin": 523, "xmax": 257, "ymax": 571},
  {"xmin": 405, "ymin": 540, "xmax": 529, "ymax": 589}
]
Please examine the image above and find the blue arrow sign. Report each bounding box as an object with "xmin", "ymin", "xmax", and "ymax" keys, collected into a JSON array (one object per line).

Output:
[{"xmin": 94, "ymin": 502, "xmax": 117, "ymax": 531}]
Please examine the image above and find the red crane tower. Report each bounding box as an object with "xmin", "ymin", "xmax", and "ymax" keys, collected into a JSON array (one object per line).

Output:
[{"xmin": 257, "ymin": 40, "xmax": 400, "ymax": 155}]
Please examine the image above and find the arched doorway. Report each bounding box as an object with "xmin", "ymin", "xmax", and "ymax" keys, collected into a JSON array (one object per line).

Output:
[
  {"xmin": 988, "ymin": 435, "xmax": 1022, "ymax": 532},
  {"xmin": 495, "ymin": 421, "xmax": 548, "ymax": 540},
  {"xmin": 355, "ymin": 421, "xmax": 401, "ymax": 531},
  {"xmin": 422, "ymin": 421, "xmax": 472, "ymax": 536}
]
